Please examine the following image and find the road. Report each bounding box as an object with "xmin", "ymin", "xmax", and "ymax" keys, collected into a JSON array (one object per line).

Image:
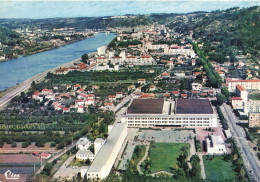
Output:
[
  {"xmin": 221, "ymin": 103, "xmax": 260, "ymax": 182},
  {"xmin": 0, "ymin": 58, "xmax": 81, "ymax": 109},
  {"xmin": 34, "ymin": 139, "xmax": 78, "ymax": 176}
]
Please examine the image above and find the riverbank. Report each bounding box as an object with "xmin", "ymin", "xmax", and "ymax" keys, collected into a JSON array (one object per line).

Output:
[
  {"xmin": 0, "ymin": 51, "xmax": 97, "ymax": 101},
  {"xmin": 0, "ymin": 33, "xmax": 97, "ymax": 63}
]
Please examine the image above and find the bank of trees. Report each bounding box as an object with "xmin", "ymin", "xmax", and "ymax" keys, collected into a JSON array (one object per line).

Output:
[{"xmin": 192, "ymin": 42, "xmax": 222, "ymax": 88}]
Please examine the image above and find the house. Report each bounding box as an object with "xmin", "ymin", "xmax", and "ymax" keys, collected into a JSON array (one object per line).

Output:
[
  {"xmin": 181, "ymin": 94, "xmax": 188, "ymax": 98},
  {"xmin": 74, "ymin": 84, "xmax": 81, "ymax": 90},
  {"xmin": 149, "ymin": 85, "xmax": 156, "ymax": 91},
  {"xmin": 138, "ymin": 79, "xmax": 146, "ymax": 85},
  {"xmin": 76, "ymin": 137, "xmax": 91, "ymax": 150},
  {"xmin": 172, "ymin": 91, "xmax": 179, "ymax": 97},
  {"xmin": 162, "ymin": 72, "xmax": 170, "ymax": 78},
  {"xmin": 192, "ymin": 82, "xmax": 202, "ymax": 91},
  {"xmin": 32, "ymin": 91, "xmax": 40, "ymax": 100},
  {"xmin": 77, "ymin": 106, "xmax": 85, "ymax": 113},
  {"xmin": 63, "ymin": 107, "xmax": 70, "ymax": 113},
  {"xmin": 140, "ymin": 55, "xmax": 154, "ymax": 65},
  {"xmin": 206, "ymin": 135, "xmax": 227, "ymax": 155},
  {"xmin": 128, "ymin": 85, "xmax": 136, "ymax": 91},
  {"xmin": 125, "ymin": 56, "xmax": 138, "ymax": 65},
  {"xmin": 32, "ymin": 152, "xmax": 39, "ymax": 157},
  {"xmin": 208, "ymin": 90, "xmax": 215, "ymax": 97},
  {"xmin": 97, "ymin": 57, "xmax": 108, "ymax": 65},
  {"xmin": 85, "ymin": 99, "xmax": 95, "ymax": 106},
  {"xmin": 92, "ymin": 85, "xmax": 100, "ymax": 90},
  {"xmin": 41, "ymin": 153, "xmax": 51, "ymax": 159},
  {"xmin": 75, "ymin": 100, "xmax": 85, "ymax": 107},
  {"xmin": 200, "ymin": 93, "xmax": 208, "ymax": 98},
  {"xmin": 116, "ymin": 92, "xmax": 123, "ymax": 99},
  {"xmin": 167, "ymin": 61, "xmax": 174, "ymax": 68},
  {"xmin": 111, "ymin": 56, "xmax": 123, "ymax": 65},
  {"xmin": 108, "ymin": 95, "xmax": 116, "ymax": 102},
  {"xmin": 42, "ymin": 89, "xmax": 53, "ymax": 95}
]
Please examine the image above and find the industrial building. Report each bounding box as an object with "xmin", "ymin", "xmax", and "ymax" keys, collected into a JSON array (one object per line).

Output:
[
  {"xmin": 83, "ymin": 122, "xmax": 127, "ymax": 180},
  {"xmin": 121, "ymin": 99, "xmax": 218, "ymax": 128}
]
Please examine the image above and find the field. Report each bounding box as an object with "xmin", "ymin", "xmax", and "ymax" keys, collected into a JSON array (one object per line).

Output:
[
  {"xmin": 0, "ymin": 154, "xmax": 41, "ymax": 164},
  {"xmin": 249, "ymin": 93, "xmax": 260, "ymax": 100},
  {"xmin": 148, "ymin": 143, "xmax": 190, "ymax": 173},
  {"xmin": 203, "ymin": 156, "xmax": 236, "ymax": 181}
]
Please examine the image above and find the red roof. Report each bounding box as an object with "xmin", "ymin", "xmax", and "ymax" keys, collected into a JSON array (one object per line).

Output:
[
  {"xmin": 162, "ymin": 72, "xmax": 170, "ymax": 76},
  {"xmin": 201, "ymin": 93, "xmax": 208, "ymax": 96},
  {"xmin": 41, "ymin": 153, "xmax": 50, "ymax": 157},
  {"xmin": 141, "ymin": 55, "xmax": 152, "ymax": 58},
  {"xmin": 63, "ymin": 108, "xmax": 70, "ymax": 111},
  {"xmin": 229, "ymin": 79, "xmax": 260, "ymax": 83},
  {"xmin": 236, "ymin": 84, "xmax": 246, "ymax": 91},
  {"xmin": 33, "ymin": 91, "xmax": 40, "ymax": 95},
  {"xmin": 32, "ymin": 152, "xmax": 39, "ymax": 155},
  {"xmin": 172, "ymin": 91, "xmax": 179, "ymax": 94},
  {"xmin": 231, "ymin": 97, "xmax": 242, "ymax": 100},
  {"xmin": 191, "ymin": 91, "xmax": 198, "ymax": 94},
  {"xmin": 181, "ymin": 94, "xmax": 188, "ymax": 97}
]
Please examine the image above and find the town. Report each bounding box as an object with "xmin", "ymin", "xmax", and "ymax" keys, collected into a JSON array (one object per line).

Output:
[{"xmin": 0, "ymin": 4, "xmax": 259, "ymax": 182}]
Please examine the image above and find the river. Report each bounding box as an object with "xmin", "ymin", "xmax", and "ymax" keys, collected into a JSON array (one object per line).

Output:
[{"xmin": 0, "ymin": 32, "xmax": 116, "ymax": 91}]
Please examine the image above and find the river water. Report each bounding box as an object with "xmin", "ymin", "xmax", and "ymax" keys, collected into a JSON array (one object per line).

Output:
[{"xmin": 0, "ymin": 32, "xmax": 116, "ymax": 91}]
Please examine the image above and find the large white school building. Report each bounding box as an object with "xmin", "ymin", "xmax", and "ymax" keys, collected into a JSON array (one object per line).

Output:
[
  {"xmin": 121, "ymin": 99, "xmax": 218, "ymax": 128},
  {"xmin": 82, "ymin": 122, "xmax": 127, "ymax": 180}
]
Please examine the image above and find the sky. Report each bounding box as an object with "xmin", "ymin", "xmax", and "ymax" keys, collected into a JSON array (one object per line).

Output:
[{"xmin": 0, "ymin": 1, "xmax": 259, "ymax": 19}]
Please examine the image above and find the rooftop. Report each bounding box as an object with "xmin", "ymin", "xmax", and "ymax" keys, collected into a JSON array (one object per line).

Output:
[
  {"xmin": 127, "ymin": 99, "xmax": 164, "ymax": 114},
  {"xmin": 77, "ymin": 137, "xmax": 90, "ymax": 146},
  {"xmin": 211, "ymin": 135, "xmax": 225, "ymax": 145},
  {"xmin": 87, "ymin": 123, "xmax": 127, "ymax": 173},
  {"xmin": 175, "ymin": 99, "xmax": 213, "ymax": 114}
]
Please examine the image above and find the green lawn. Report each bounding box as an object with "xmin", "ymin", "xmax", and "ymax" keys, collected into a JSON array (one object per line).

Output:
[
  {"xmin": 149, "ymin": 143, "xmax": 190, "ymax": 173},
  {"xmin": 203, "ymin": 156, "xmax": 236, "ymax": 181},
  {"xmin": 249, "ymin": 93, "xmax": 260, "ymax": 100}
]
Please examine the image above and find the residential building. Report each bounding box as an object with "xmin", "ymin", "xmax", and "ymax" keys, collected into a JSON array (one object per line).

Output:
[
  {"xmin": 235, "ymin": 84, "xmax": 248, "ymax": 102},
  {"xmin": 227, "ymin": 79, "xmax": 260, "ymax": 92},
  {"xmin": 248, "ymin": 113, "xmax": 260, "ymax": 128},
  {"xmin": 138, "ymin": 79, "xmax": 146, "ymax": 85},
  {"xmin": 231, "ymin": 97, "xmax": 243, "ymax": 110},
  {"xmin": 244, "ymin": 100, "xmax": 260, "ymax": 114}
]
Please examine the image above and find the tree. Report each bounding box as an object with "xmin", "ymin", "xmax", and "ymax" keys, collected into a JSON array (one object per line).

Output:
[
  {"xmin": 11, "ymin": 142, "xmax": 17, "ymax": 148},
  {"xmin": 81, "ymin": 54, "xmax": 89, "ymax": 63},
  {"xmin": 42, "ymin": 162, "xmax": 53, "ymax": 175},
  {"xmin": 217, "ymin": 93, "xmax": 226, "ymax": 105},
  {"xmin": 222, "ymin": 87, "xmax": 231, "ymax": 101},
  {"xmin": 22, "ymin": 142, "xmax": 29, "ymax": 148}
]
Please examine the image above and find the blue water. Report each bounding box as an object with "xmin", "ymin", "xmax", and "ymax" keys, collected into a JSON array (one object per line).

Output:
[{"xmin": 0, "ymin": 33, "xmax": 116, "ymax": 91}]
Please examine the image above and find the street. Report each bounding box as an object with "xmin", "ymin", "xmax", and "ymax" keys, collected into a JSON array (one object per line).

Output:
[{"xmin": 221, "ymin": 103, "xmax": 260, "ymax": 182}]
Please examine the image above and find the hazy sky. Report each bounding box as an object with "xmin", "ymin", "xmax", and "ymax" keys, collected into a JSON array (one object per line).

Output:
[{"xmin": 0, "ymin": 1, "xmax": 259, "ymax": 19}]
